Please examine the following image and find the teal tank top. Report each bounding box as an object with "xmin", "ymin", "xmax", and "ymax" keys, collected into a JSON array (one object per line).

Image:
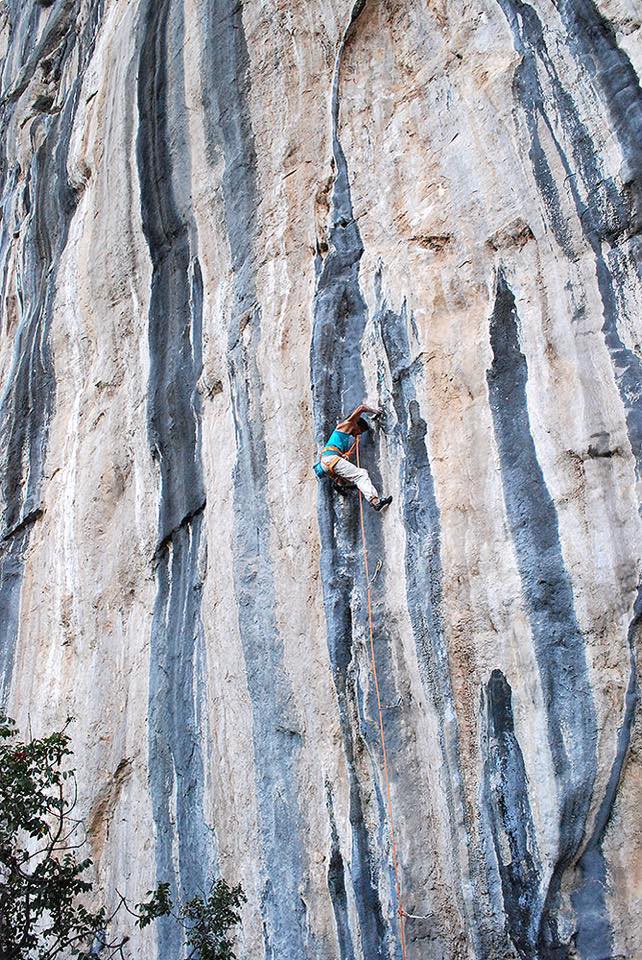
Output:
[
  {"xmin": 323, "ymin": 429, "xmax": 356, "ymax": 457},
  {"xmin": 313, "ymin": 429, "xmax": 356, "ymax": 480}
]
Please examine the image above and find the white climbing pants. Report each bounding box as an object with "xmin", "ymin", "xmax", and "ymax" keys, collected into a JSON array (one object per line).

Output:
[{"xmin": 321, "ymin": 455, "xmax": 379, "ymax": 502}]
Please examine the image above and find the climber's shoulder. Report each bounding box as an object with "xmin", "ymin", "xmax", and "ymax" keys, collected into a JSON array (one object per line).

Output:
[{"xmin": 335, "ymin": 419, "xmax": 356, "ymax": 435}]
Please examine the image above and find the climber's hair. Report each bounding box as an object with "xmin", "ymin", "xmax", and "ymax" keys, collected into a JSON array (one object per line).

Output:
[{"xmin": 357, "ymin": 417, "xmax": 370, "ymax": 433}]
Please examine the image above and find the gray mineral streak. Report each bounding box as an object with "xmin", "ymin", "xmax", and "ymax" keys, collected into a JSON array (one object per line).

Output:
[{"xmin": 0, "ymin": 0, "xmax": 641, "ymax": 957}]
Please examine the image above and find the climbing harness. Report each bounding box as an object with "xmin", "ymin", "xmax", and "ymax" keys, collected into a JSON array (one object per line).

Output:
[
  {"xmin": 313, "ymin": 427, "xmax": 359, "ymax": 479},
  {"xmin": 356, "ymin": 438, "xmax": 408, "ymax": 960},
  {"xmin": 319, "ymin": 440, "xmax": 357, "ymax": 477}
]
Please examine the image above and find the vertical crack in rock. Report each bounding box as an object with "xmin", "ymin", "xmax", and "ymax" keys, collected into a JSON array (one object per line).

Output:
[
  {"xmin": 376, "ymin": 288, "xmax": 492, "ymax": 956},
  {"xmin": 494, "ymin": 2, "xmax": 642, "ymax": 952},
  {"xmin": 482, "ymin": 670, "xmax": 543, "ymax": 959},
  {"xmin": 201, "ymin": 3, "xmax": 307, "ymax": 956},
  {"xmin": 0, "ymin": 0, "xmax": 104, "ymax": 703},
  {"xmin": 310, "ymin": 5, "xmax": 408, "ymax": 957},
  {"xmin": 486, "ymin": 272, "xmax": 597, "ymax": 956},
  {"xmin": 137, "ymin": 2, "xmax": 211, "ymax": 954}
]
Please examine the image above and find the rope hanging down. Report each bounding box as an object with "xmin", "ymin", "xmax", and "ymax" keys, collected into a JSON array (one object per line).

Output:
[{"xmin": 356, "ymin": 438, "xmax": 408, "ymax": 960}]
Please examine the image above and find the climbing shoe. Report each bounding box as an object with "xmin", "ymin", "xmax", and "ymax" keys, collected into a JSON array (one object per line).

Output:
[{"xmin": 372, "ymin": 496, "xmax": 392, "ymax": 512}]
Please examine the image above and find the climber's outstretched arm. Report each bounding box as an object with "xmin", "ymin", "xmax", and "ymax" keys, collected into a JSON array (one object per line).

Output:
[{"xmin": 339, "ymin": 401, "xmax": 380, "ymax": 431}]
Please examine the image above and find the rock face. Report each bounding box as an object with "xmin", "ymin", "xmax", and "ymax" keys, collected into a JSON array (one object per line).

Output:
[{"xmin": 1, "ymin": 0, "xmax": 641, "ymax": 957}]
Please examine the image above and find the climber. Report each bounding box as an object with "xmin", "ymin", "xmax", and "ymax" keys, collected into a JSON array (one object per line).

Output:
[{"xmin": 313, "ymin": 402, "xmax": 393, "ymax": 511}]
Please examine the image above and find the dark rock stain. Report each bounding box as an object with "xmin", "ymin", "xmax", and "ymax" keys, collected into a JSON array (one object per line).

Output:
[
  {"xmin": 486, "ymin": 272, "xmax": 597, "ymax": 957},
  {"xmin": 482, "ymin": 669, "xmax": 543, "ymax": 959},
  {"xmin": 0, "ymin": 0, "xmax": 104, "ymax": 701},
  {"xmin": 202, "ymin": 2, "xmax": 307, "ymax": 956},
  {"xmin": 558, "ymin": 0, "xmax": 642, "ymax": 234},
  {"xmin": 326, "ymin": 783, "xmax": 357, "ymax": 960},
  {"xmin": 493, "ymin": 0, "xmax": 642, "ymax": 950},
  {"xmin": 137, "ymin": 0, "xmax": 211, "ymax": 954},
  {"xmin": 376, "ymin": 283, "xmax": 495, "ymax": 957},
  {"xmin": 310, "ymin": 4, "xmax": 404, "ymax": 957},
  {"xmin": 572, "ymin": 587, "xmax": 641, "ymax": 960}
]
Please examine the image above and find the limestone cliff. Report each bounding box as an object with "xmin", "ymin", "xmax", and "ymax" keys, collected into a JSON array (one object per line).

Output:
[{"xmin": 0, "ymin": 0, "xmax": 641, "ymax": 957}]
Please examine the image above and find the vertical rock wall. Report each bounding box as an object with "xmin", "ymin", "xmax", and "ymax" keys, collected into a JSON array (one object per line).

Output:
[{"xmin": 0, "ymin": 0, "xmax": 641, "ymax": 957}]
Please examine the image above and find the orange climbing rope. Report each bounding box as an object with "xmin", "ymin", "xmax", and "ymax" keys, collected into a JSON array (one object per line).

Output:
[{"xmin": 356, "ymin": 438, "xmax": 408, "ymax": 960}]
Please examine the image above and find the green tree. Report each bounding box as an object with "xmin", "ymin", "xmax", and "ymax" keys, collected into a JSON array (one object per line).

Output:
[{"xmin": 0, "ymin": 716, "xmax": 245, "ymax": 959}]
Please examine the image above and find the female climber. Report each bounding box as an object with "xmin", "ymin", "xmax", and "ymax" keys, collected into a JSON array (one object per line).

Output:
[{"xmin": 313, "ymin": 402, "xmax": 393, "ymax": 511}]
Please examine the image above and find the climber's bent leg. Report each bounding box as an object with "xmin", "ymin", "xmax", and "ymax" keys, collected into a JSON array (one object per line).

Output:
[{"xmin": 329, "ymin": 456, "xmax": 379, "ymax": 502}]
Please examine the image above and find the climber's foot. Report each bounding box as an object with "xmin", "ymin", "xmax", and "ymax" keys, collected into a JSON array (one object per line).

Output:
[{"xmin": 371, "ymin": 496, "xmax": 392, "ymax": 512}]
